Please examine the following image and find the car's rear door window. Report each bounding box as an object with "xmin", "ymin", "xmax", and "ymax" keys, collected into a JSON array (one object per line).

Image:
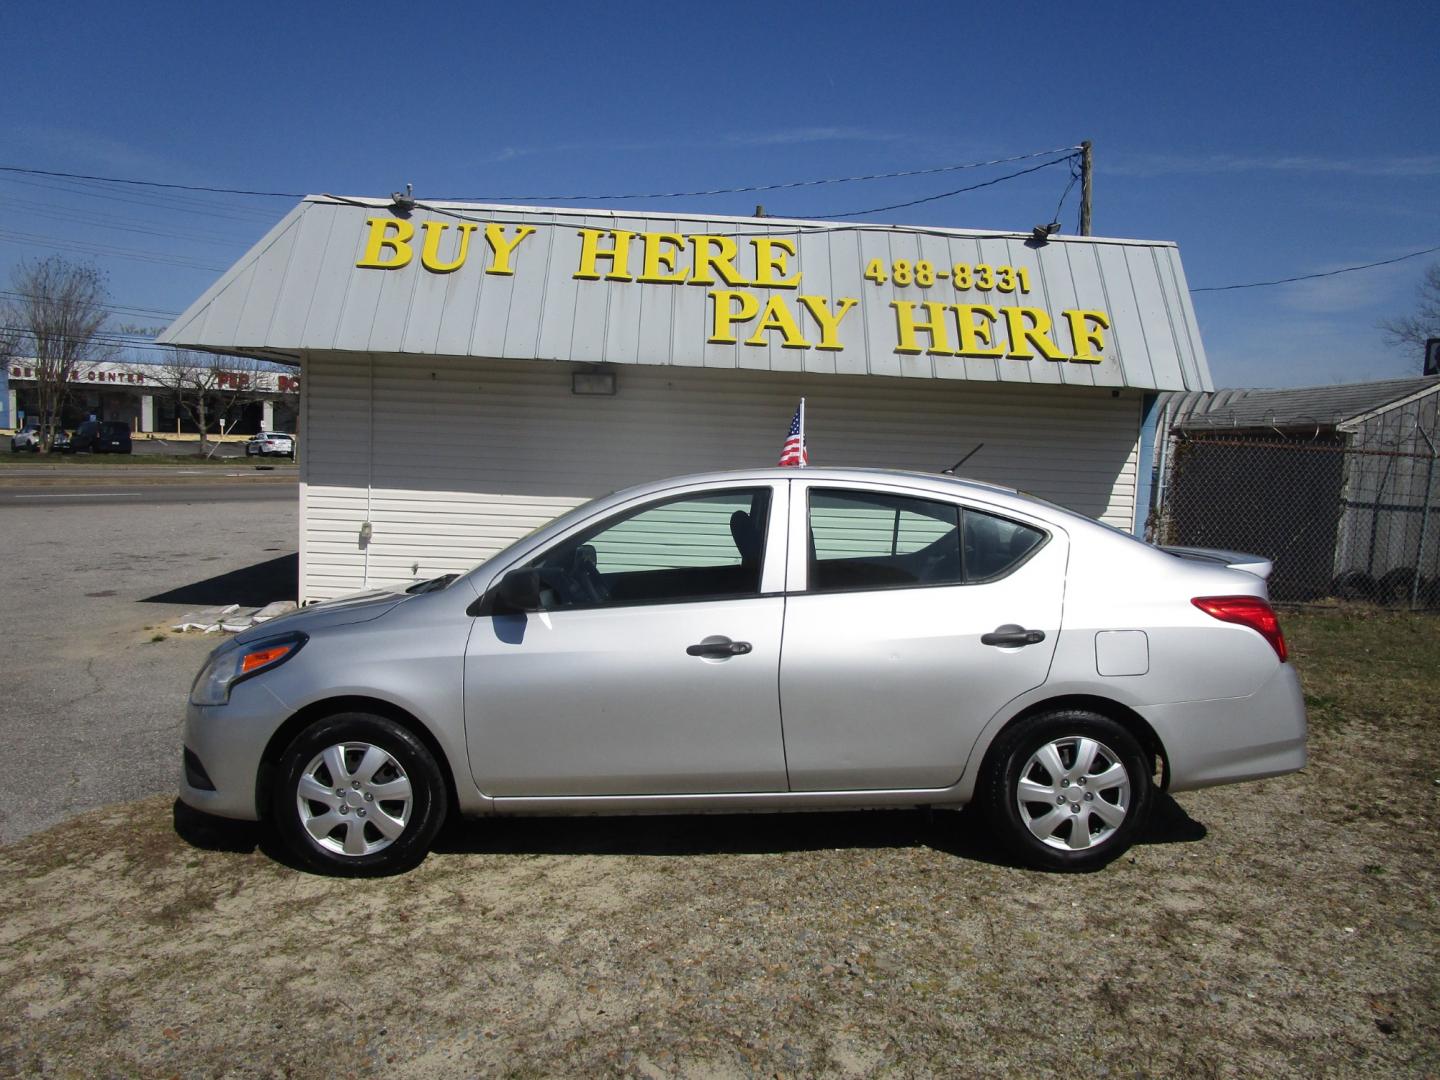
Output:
[
  {"xmin": 963, "ymin": 508, "xmax": 1046, "ymax": 581},
  {"xmin": 808, "ymin": 489, "xmax": 962, "ymax": 591},
  {"xmin": 807, "ymin": 489, "xmax": 1046, "ymax": 593}
]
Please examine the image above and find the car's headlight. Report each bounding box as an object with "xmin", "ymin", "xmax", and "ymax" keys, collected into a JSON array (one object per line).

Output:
[{"xmin": 190, "ymin": 632, "xmax": 307, "ymax": 706}]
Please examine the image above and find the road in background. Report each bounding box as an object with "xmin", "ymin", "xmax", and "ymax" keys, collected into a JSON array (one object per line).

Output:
[
  {"xmin": 0, "ymin": 483, "xmax": 295, "ymax": 506},
  {"xmin": 0, "ymin": 480, "xmax": 298, "ymax": 844}
]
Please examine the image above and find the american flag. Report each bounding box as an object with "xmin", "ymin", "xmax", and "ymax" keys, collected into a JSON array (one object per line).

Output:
[{"xmin": 778, "ymin": 399, "xmax": 808, "ymax": 467}]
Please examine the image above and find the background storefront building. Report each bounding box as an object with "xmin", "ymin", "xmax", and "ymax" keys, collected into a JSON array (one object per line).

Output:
[
  {"xmin": 161, "ymin": 196, "xmax": 1213, "ymax": 603},
  {"xmin": 5, "ymin": 360, "xmax": 299, "ymax": 435}
]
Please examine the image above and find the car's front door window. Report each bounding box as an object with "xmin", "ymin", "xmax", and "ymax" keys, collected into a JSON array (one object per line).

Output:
[{"xmin": 521, "ymin": 487, "xmax": 771, "ymax": 610}]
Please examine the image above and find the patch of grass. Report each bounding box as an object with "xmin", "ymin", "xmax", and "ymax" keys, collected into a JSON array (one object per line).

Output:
[
  {"xmin": 1285, "ymin": 611, "xmax": 1440, "ymax": 732},
  {"xmin": 0, "ymin": 452, "xmax": 256, "ymax": 467},
  {"xmin": 148, "ymin": 634, "xmax": 166, "ymax": 643}
]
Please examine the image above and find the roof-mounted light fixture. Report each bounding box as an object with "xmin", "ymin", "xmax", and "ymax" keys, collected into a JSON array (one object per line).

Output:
[
  {"xmin": 390, "ymin": 183, "xmax": 416, "ymax": 213},
  {"xmin": 1031, "ymin": 221, "xmax": 1062, "ymax": 244}
]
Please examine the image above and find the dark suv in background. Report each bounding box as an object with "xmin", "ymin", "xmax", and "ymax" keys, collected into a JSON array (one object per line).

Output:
[{"xmin": 68, "ymin": 421, "xmax": 133, "ymax": 454}]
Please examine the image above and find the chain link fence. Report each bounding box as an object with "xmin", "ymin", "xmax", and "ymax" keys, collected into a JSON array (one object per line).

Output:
[{"xmin": 1151, "ymin": 434, "xmax": 1440, "ymax": 609}]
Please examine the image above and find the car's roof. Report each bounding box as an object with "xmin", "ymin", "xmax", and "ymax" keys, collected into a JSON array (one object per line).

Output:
[
  {"xmin": 605, "ymin": 467, "xmax": 1093, "ymax": 525},
  {"xmin": 641, "ymin": 465, "xmax": 1018, "ymax": 496}
]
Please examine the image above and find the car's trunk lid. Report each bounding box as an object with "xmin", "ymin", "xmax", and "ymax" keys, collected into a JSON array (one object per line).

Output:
[{"xmin": 1161, "ymin": 545, "xmax": 1274, "ymax": 580}]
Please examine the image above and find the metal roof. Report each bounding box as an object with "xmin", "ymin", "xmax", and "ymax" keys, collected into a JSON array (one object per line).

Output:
[
  {"xmin": 1160, "ymin": 375, "xmax": 1440, "ymax": 432},
  {"xmin": 159, "ymin": 195, "xmax": 1212, "ymax": 393}
]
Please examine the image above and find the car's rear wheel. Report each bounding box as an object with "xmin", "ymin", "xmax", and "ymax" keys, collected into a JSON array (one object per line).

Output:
[
  {"xmin": 272, "ymin": 712, "xmax": 447, "ymax": 876},
  {"xmin": 981, "ymin": 709, "xmax": 1152, "ymax": 872}
]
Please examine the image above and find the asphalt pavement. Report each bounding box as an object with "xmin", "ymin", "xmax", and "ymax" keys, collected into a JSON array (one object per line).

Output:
[
  {"xmin": 0, "ymin": 474, "xmax": 300, "ymax": 844},
  {"xmin": 0, "ymin": 482, "xmax": 295, "ymax": 505}
]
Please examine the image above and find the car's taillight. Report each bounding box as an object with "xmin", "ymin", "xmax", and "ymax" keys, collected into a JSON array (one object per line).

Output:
[{"xmin": 1192, "ymin": 596, "xmax": 1288, "ymax": 662}]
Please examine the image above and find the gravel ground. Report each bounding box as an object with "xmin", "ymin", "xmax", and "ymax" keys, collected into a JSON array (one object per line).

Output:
[
  {"xmin": 0, "ymin": 488, "xmax": 295, "ymax": 844},
  {"xmin": 0, "ymin": 613, "xmax": 1436, "ymax": 1078}
]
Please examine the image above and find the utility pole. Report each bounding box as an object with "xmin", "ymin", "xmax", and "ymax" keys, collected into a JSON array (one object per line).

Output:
[{"xmin": 1079, "ymin": 140, "xmax": 1093, "ymax": 236}]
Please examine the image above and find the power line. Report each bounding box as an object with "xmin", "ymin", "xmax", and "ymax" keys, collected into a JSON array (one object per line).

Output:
[
  {"xmin": 3, "ymin": 196, "xmax": 248, "ymax": 246},
  {"xmin": 1193, "ymin": 244, "xmax": 1440, "ymax": 292},
  {"xmin": 0, "ymin": 173, "xmax": 282, "ymax": 224},
  {"xmin": 0, "ymin": 164, "xmax": 301, "ymax": 199},
  {"xmin": 0, "ymin": 290, "xmax": 179, "ymax": 323},
  {"xmin": 0, "ymin": 228, "xmax": 226, "ymax": 272},
  {"xmin": 439, "ymin": 146, "xmax": 1083, "ymax": 202},
  {"xmin": 0, "ymin": 147, "xmax": 1082, "ymax": 209},
  {"xmin": 823, "ymin": 154, "xmax": 1078, "ymax": 219}
]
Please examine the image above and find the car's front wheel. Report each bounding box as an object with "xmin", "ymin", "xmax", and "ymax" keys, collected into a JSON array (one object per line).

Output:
[
  {"xmin": 272, "ymin": 712, "xmax": 448, "ymax": 876},
  {"xmin": 981, "ymin": 709, "xmax": 1152, "ymax": 872}
]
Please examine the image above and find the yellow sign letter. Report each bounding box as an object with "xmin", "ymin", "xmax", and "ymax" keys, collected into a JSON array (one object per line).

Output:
[
  {"xmin": 798, "ymin": 296, "xmax": 857, "ymax": 351},
  {"xmin": 484, "ymin": 224, "xmax": 536, "ymax": 276},
  {"xmin": 689, "ymin": 235, "xmax": 749, "ymax": 287},
  {"xmin": 1002, "ymin": 307, "xmax": 1069, "ymax": 361},
  {"xmin": 746, "ymin": 296, "xmax": 810, "ymax": 349},
  {"xmin": 356, "ymin": 217, "xmax": 414, "ymax": 269},
  {"xmin": 709, "ymin": 290, "xmax": 761, "ymax": 344},
  {"xmin": 419, "ymin": 222, "xmax": 478, "ymax": 273},
  {"xmin": 952, "ymin": 305, "xmax": 1005, "ymax": 358},
  {"xmin": 574, "ymin": 229, "xmax": 636, "ymax": 281},
  {"xmin": 637, "ymin": 233, "xmax": 689, "ymax": 284},
  {"xmin": 1063, "ymin": 310, "xmax": 1111, "ymax": 362},
  {"xmin": 891, "ymin": 301, "xmax": 956, "ymax": 355},
  {"xmin": 749, "ymin": 237, "xmax": 801, "ymax": 289}
]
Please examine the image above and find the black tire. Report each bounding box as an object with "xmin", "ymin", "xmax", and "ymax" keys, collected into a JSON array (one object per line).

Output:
[
  {"xmin": 272, "ymin": 712, "xmax": 448, "ymax": 877},
  {"xmin": 981, "ymin": 709, "xmax": 1152, "ymax": 872}
]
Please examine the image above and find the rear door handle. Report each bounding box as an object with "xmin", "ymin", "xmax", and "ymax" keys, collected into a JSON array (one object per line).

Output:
[
  {"xmin": 981, "ymin": 624, "xmax": 1046, "ymax": 647},
  {"xmin": 686, "ymin": 639, "xmax": 752, "ymax": 658}
]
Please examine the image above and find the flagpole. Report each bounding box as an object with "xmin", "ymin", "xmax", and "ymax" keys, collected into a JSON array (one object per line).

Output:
[{"xmin": 799, "ymin": 397, "xmax": 806, "ymax": 468}]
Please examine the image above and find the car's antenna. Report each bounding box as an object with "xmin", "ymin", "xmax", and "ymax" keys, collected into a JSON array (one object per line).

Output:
[{"xmin": 942, "ymin": 444, "xmax": 984, "ymax": 475}]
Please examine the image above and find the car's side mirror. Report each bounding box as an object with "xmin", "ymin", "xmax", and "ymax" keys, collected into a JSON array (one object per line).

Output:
[{"xmin": 493, "ymin": 568, "xmax": 543, "ymax": 613}]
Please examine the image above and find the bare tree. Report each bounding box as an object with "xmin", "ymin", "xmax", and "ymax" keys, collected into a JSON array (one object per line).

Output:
[
  {"xmin": 1381, "ymin": 263, "xmax": 1440, "ymax": 362},
  {"xmin": 2, "ymin": 258, "xmax": 113, "ymax": 451},
  {"xmin": 154, "ymin": 348, "xmax": 269, "ymax": 453}
]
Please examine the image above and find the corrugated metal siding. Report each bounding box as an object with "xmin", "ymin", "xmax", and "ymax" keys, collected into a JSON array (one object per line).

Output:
[
  {"xmin": 1161, "ymin": 377, "xmax": 1440, "ymax": 431},
  {"xmin": 1334, "ymin": 390, "xmax": 1440, "ymax": 581},
  {"xmin": 162, "ymin": 197, "xmax": 1212, "ymax": 393},
  {"xmin": 300, "ymin": 354, "xmax": 1141, "ymax": 601}
]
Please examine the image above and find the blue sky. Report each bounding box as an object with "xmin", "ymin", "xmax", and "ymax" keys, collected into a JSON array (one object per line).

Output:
[{"xmin": 3, "ymin": 0, "xmax": 1437, "ymax": 388}]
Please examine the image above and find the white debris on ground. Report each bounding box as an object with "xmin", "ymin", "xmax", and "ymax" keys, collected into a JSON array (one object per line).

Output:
[{"xmin": 171, "ymin": 601, "xmax": 297, "ymax": 634}]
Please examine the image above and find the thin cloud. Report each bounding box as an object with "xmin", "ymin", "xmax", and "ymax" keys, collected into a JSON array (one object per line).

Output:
[
  {"xmin": 12, "ymin": 124, "xmax": 181, "ymax": 178},
  {"xmin": 1108, "ymin": 152, "xmax": 1440, "ymax": 179},
  {"xmin": 483, "ymin": 127, "xmax": 917, "ymax": 163},
  {"xmin": 718, "ymin": 127, "xmax": 911, "ymax": 147}
]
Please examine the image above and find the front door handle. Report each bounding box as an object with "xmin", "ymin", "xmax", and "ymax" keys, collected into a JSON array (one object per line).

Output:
[
  {"xmin": 981, "ymin": 624, "xmax": 1046, "ymax": 647},
  {"xmin": 686, "ymin": 639, "xmax": 753, "ymax": 658}
]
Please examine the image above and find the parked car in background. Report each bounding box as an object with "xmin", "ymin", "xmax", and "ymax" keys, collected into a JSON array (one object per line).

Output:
[
  {"xmin": 10, "ymin": 422, "xmax": 43, "ymax": 452},
  {"xmin": 67, "ymin": 420, "xmax": 132, "ymax": 454},
  {"xmin": 246, "ymin": 431, "xmax": 295, "ymax": 458},
  {"xmin": 180, "ymin": 468, "xmax": 1308, "ymax": 877},
  {"xmin": 51, "ymin": 429, "xmax": 72, "ymax": 452}
]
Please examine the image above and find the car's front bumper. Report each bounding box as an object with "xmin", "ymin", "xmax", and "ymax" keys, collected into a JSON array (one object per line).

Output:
[{"xmin": 179, "ymin": 682, "xmax": 292, "ymax": 821}]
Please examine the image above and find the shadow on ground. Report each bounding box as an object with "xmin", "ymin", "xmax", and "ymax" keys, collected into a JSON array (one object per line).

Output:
[
  {"xmin": 174, "ymin": 793, "xmax": 1205, "ymax": 874},
  {"xmin": 142, "ymin": 553, "xmax": 298, "ymax": 607}
]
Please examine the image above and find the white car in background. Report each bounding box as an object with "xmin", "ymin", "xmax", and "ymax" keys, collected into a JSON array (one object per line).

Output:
[
  {"xmin": 10, "ymin": 422, "xmax": 43, "ymax": 452},
  {"xmin": 245, "ymin": 431, "xmax": 295, "ymax": 458}
]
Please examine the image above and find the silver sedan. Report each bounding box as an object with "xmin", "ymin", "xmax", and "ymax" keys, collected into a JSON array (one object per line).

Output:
[{"xmin": 181, "ymin": 468, "xmax": 1306, "ymax": 875}]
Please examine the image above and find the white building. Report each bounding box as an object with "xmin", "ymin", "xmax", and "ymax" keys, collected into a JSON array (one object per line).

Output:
[
  {"xmin": 5, "ymin": 359, "xmax": 299, "ymax": 434},
  {"xmin": 160, "ymin": 196, "xmax": 1212, "ymax": 602}
]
